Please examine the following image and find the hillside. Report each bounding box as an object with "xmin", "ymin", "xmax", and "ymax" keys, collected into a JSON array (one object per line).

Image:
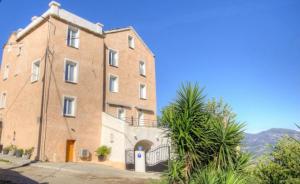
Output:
[{"xmin": 242, "ymin": 128, "xmax": 300, "ymax": 158}]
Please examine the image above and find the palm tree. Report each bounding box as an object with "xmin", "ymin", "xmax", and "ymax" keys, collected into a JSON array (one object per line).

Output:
[
  {"xmin": 161, "ymin": 83, "xmax": 248, "ymax": 184},
  {"xmin": 161, "ymin": 83, "xmax": 211, "ymax": 182}
]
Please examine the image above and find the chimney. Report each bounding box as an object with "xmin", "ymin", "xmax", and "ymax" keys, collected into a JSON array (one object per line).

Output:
[
  {"xmin": 48, "ymin": 1, "xmax": 61, "ymax": 15},
  {"xmin": 96, "ymin": 22, "xmax": 103, "ymax": 34}
]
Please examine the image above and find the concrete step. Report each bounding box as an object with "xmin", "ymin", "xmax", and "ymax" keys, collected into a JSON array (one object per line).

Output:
[{"xmin": 0, "ymin": 154, "xmax": 33, "ymax": 167}]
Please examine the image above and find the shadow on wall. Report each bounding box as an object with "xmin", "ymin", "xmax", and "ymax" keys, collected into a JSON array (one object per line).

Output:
[{"xmin": 0, "ymin": 166, "xmax": 47, "ymax": 184}]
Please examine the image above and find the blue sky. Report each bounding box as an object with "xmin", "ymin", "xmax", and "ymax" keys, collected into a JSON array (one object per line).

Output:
[{"xmin": 0, "ymin": 0, "xmax": 299, "ymax": 133}]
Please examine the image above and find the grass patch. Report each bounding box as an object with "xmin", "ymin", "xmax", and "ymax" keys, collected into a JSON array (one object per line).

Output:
[{"xmin": 0, "ymin": 159, "xmax": 10, "ymax": 163}]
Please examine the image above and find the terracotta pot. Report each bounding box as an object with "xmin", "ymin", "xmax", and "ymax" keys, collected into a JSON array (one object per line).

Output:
[
  {"xmin": 98, "ymin": 155, "xmax": 106, "ymax": 161},
  {"xmin": 15, "ymin": 151, "xmax": 23, "ymax": 158},
  {"xmin": 22, "ymin": 154, "xmax": 30, "ymax": 159},
  {"xmin": 3, "ymin": 150, "xmax": 9, "ymax": 155},
  {"xmin": 8, "ymin": 150, "xmax": 15, "ymax": 156}
]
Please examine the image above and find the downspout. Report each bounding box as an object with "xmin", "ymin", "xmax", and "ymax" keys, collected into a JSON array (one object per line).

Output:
[{"xmin": 36, "ymin": 46, "xmax": 48, "ymax": 161}]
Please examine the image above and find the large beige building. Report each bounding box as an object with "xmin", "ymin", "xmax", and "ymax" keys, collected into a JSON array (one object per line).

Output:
[{"xmin": 0, "ymin": 1, "xmax": 167, "ymax": 169}]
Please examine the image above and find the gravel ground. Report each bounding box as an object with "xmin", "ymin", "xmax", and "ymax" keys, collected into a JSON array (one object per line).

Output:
[{"xmin": 0, "ymin": 162, "xmax": 159, "ymax": 184}]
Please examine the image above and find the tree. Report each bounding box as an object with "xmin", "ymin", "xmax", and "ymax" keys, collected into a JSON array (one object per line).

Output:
[
  {"xmin": 255, "ymin": 137, "xmax": 300, "ymax": 184},
  {"xmin": 161, "ymin": 83, "xmax": 249, "ymax": 184},
  {"xmin": 161, "ymin": 83, "xmax": 211, "ymax": 182}
]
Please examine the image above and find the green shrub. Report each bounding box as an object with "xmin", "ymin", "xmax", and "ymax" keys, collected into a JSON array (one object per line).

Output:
[
  {"xmin": 24, "ymin": 147, "xmax": 34, "ymax": 155},
  {"xmin": 254, "ymin": 137, "xmax": 300, "ymax": 184},
  {"xmin": 16, "ymin": 149, "xmax": 24, "ymax": 155},
  {"xmin": 95, "ymin": 146, "xmax": 111, "ymax": 157},
  {"xmin": 7, "ymin": 144, "xmax": 17, "ymax": 151}
]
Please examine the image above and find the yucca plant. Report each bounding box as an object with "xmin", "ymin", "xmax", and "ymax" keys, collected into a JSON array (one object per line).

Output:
[
  {"xmin": 161, "ymin": 83, "xmax": 249, "ymax": 184},
  {"xmin": 209, "ymin": 120, "xmax": 245, "ymax": 170},
  {"xmin": 190, "ymin": 165, "xmax": 248, "ymax": 184},
  {"xmin": 161, "ymin": 83, "xmax": 211, "ymax": 182}
]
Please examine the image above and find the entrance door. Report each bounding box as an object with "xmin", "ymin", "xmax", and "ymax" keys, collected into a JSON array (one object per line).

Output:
[{"xmin": 66, "ymin": 140, "xmax": 75, "ymax": 162}]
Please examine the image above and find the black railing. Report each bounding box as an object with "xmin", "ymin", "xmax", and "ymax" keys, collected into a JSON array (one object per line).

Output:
[
  {"xmin": 124, "ymin": 117, "xmax": 158, "ymax": 127},
  {"xmin": 107, "ymin": 113, "xmax": 159, "ymax": 127},
  {"xmin": 145, "ymin": 144, "xmax": 170, "ymax": 166}
]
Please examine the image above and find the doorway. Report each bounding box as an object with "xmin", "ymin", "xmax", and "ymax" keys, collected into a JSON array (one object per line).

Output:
[{"xmin": 66, "ymin": 140, "xmax": 75, "ymax": 162}]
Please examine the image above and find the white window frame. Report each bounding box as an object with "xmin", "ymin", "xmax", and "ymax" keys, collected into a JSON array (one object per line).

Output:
[
  {"xmin": 138, "ymin": 111, "xmax": 144, "ymax": 126},
  {"xmin": 62, "ymin": 95, "xmax": 77, "ymax": 117},
  {"xmin": 0, "ymin": 92, "xmax": 7, "ymax": 109},
  {"xmin": 117, "ymin": 108, "xmax": 126, "ymax": 120},
  {"xmin": 139, "ymin": 83, "xmax": 147, "ymax": 99},
  {"xmin": 108, "ymin": 49, "xmax": 119, "ymax": 67},
  {"xmin": 67, "ymin": 26, "xmax": 80, "ymax": 48},
  {"xmin": 64, "ymin": 58, "xmax": 79, "ymax": 84},
  {"xmin": 128, "ymin": 36, "xmax": 135, "ymax": 49},
  {"xmin": 109, "ymin": 74, "xmax": 119, "ymax": 93},
  {"xmin": 139, "ymin": 61, "xmax": 146, "ymax": 76},
  {"xmin": 31, "ymin": 59, "xmax": 41, "ymax": 83},
  {"xmin": 3, "ymin": 64, "xmax": 9, "ymax": 80}
]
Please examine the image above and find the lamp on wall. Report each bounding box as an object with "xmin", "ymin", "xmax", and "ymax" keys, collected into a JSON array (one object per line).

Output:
[
  {"xmin": 134, "ymin": 135, "xmax": 138, "ymax": 140},
  {"xmin": 110, "ymin": 133, "xmax": 114, "ymax": 143}
]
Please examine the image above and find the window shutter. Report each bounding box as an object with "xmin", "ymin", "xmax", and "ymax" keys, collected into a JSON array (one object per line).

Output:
[
  {"xmin": 115, "ymin": 52, "xmax": 119, "ymax": 66},
  {"xmin": 115, "ymin": 78, "xmax": 119, "ymax": 92}
]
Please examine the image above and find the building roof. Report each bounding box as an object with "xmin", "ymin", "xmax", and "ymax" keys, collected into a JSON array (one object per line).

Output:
[
  {"xmin": 12, "ymin": 1, "xmax": 155, "ymax": 57},
  {"xmin": 105, "ymin": 26, "xmax": 155, "ymax": 57},
  {"xmin": 16, "ymin": 1, "xmax": 104, "ymax": 40}
]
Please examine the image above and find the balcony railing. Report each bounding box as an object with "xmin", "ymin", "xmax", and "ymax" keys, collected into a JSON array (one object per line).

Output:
[
  {"xmin": 106, "ymin": 113, "xmax": 157, "ymax": 127},
  {"xmin": 123, "ymin": 117, "xmax": 158, "ymax": 127}
]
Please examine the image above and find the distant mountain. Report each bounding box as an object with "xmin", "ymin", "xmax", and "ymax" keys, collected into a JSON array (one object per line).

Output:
[{"xmin": 242, "ymin": 128, "xmax": 300, "ymax": 158}]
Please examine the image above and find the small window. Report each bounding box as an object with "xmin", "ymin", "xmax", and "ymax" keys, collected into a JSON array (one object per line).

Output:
[
  {"xmin": 117, "ymin": 108, "xmax": 126, "ymax": 120},
  {"xmin": 3, "ymin": 65, "xmax": 9, "ymax": 80},
  {"xmin": 109, "ymin": 49, "xmax": 118, "ymax": 67},
  {"xmin": 138, "ymin": 111, "xmax": 144, "ymax": 126},
  {"xmin": 65, "ymin": 60, "xmax": 78, "ymax": 83},
  {"xmin": 109, "ymin": 75, "xmax": 118, "ymax": 93},
  {"xmin": 128, "ymin": 36, "xmax": 135, "ymax": 49},
  {"xmin": 139, "ymin": 61, "xmax": 146, "ymax": 76},
  {"xmin": 67, "ymin": 26, "xmax": 79, "ymax": 48},
  {"xmin": 17, "ymin": 46, "xmax": 22, "ymax": 57},
  {"xmin": 0, "ymin": 93, "xmax": 7, "ymax": 108},
  {"xmin": 31, "ymin": 60, "xmax": 40, "ymax": 82},
  {"xmin": 140, "ymin": 84, "xmax": 147, "ymax": 99},
  {"xmin": 63, "ymin": 96, "xmax": 76, "ymax": 117}
]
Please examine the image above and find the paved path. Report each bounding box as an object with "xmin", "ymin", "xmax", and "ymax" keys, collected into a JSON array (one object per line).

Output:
[{"xmin": 0, "ymin": 161, "xmax": 161, "ymax": 184}]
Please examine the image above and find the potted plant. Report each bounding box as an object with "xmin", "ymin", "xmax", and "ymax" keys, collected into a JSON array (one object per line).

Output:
[
  {"xmin": 8, "ymin": 145, "xmax": 17, "ymax": 156},
  {"xmin": 2, "ymin": 147, "xmax": 10, "ymax": 155},
  {"xmin": 95, "ymin": 146, "xmax": 111, "ymax": 161},
  {"xmin": 23, "ymin": 147, "xmax": 34, "ymax": 159},
  {"xmin": 15, "ymin": 148, "xmax": 24, "ymax": 158}
]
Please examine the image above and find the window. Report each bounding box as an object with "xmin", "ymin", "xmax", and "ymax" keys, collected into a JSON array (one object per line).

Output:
[
  {"xmin": 65, "ymin": 60, "xmax": 78, "ymax": 83},
  {"xmin": 138, "ymin": 111, "xmax": 144, "ymax": 126},
  {"xmin": 31, "ymin": 60, "xmax": 40, "ymax": 82},
  {"xmin": 128, "ymin": 36, "xmax": 135, "ymax": 49},
  {"xmin": 0, "ymin": 93, "xmax": 6, "ymax": 108},
  {"xmin": 63, "ymin": 96, "xmax": 76, "ymax": 116},
  {"xmin": 139, "ymin": 84, "xmax": 147, "ymax": 99},
  {"xmin": 109, "ymin": 75, "xmax": 118, "ymax": 93},
  {"xmin": 17, "ymin": 46, "xmax": 22, "ymax": 57},
  {"xmin": 67, "ymin": 26, "xmax": 79, "ymax": 48},
  {"xmin": 117, "ymin": 108, "xmax": 126, "ymax": 120},
  {"xmin": 3, "ymin": 65, "xmax": 9, "ymax": 80},
  {"xmin": 109, "ymin": 49, "xmax": 118, "ymax": 67},
  {"xmin": 139, "ymin": 61, "xmax": 146, "ymax": 76}
]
